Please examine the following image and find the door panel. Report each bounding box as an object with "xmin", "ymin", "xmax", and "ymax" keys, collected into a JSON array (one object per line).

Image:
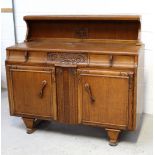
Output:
[
  {"xmin": 78, "ymin": 69, "xmax": 133, "ymax": 127},
  {"xmin": 9, "ymin": 66, "xmax": 54, "ymax": 118}
]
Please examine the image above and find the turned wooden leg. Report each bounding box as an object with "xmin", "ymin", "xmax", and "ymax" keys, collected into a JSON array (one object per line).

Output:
[
  {"xmin": 106, "ymin": 128, "xmax": 121, "ymax": 146},
  {"xmin": 22, "ymin": 117, "xmax": 41, "ymax": 134}
]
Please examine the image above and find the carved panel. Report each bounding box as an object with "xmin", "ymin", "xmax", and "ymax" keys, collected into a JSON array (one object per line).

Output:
[{"xmin": 47, "ymin": 53, "xmax": 88, "ymax": 64}]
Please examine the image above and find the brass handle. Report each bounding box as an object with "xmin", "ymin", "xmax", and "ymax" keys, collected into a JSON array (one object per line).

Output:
[
  {"xmin": 39, "ymin": 80, "xmax": 47, "ymax": 98},
  {"xmin": 24, "ymin": 51, "xmax": 29, "ymax": 62},
  {"xmin": 109, "ymin": 55, "xmax": 113, "ymax": 67},
  {"xmin": 84, "ymin": 83, "xmax": 95, "ymax": 103}
]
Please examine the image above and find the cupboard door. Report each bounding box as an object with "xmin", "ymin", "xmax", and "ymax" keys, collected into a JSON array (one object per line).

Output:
[
  {"xmin": 78, "ymin": 69, "xmax": 134, "ymax": 129},
  {"xmin": 7, "ymin": 66, "xmax": 55, "ymax": 118}
]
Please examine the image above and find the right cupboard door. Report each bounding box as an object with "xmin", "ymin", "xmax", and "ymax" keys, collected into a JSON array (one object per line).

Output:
[{"xmin": 78, "ymin": 69, "xmax": 134, "ymax": 129}]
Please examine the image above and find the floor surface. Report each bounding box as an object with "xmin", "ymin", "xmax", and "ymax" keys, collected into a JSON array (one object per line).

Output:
[{"xmin": 1, "ymin": 89, "xmax": 153, "ymax": 155}]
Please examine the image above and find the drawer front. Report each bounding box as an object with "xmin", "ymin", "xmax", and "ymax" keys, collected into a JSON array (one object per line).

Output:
[
  {"xmin": 89, "ymin": 54, "xmax": 136, "ymax": 68},
  {"xmin": 7, "ymin": 51, "xmax": 47, "ymax": 63},
  {"xmin": 7, "ymin": 51, "xmax": 26, "ymax": 62}
]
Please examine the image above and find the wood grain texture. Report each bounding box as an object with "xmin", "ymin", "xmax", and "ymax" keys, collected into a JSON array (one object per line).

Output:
[
  {"xmin": 27, "ymin": 21, "xmax": 140, "ymax": 41},
  {"xmin": 56, "ymin": 67, "xmax": 78, "ymax": 124},
  {"xmin": 23, "ymin": 15, "xmax": 140, "ymax": 41},
  {"xmin": 6, "ymin": 66, "xmax": 55, "ymax": 119},
  {"xmin": 78, "ymin": 69, "xmax": 131, "ymax": 128},
  {"xmin": 6, "ymin": 39, "xmax": 141, "ymax": 55}
]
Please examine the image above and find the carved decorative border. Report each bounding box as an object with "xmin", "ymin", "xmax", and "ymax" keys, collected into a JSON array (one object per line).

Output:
[{"xmin": 47, "ymin": 52, "xmax": 88, "ymax": 64}]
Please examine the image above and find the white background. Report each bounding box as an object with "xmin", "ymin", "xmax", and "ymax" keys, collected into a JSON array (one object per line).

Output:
[{"xmin": 1, "ymin": 0, "xmax": 155, "ymax": 114}]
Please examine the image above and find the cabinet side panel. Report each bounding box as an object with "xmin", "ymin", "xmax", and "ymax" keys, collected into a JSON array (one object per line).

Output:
[{"xmin": 5, "ymin": 65, "xmax": 15, "ymax": 115}]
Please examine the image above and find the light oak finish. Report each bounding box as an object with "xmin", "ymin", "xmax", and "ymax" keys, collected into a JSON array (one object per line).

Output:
[{"xmin": 6, "ymin": 15, "xmax": 144, "ymax": 146}]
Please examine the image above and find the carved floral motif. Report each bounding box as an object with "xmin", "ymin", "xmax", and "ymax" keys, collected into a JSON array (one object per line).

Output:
[{"xmin": 47, "ymin": 53, "xmax": 88, "ymax": 64}]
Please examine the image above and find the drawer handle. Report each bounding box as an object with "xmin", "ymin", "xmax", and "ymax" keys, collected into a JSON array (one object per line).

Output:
[
  {"xmin": 109, "ymin": 55, "xmax": 113, "ymax": 67},
  {"xmin": 84, "ymin": 83, "xmax": 95, "ymax": 103},
  {"xmin": 39, "ymin": 80, "xmax": 47, "ymax": 98},
  {"xmin": 24, "ymin": 51, "xmax": 29, "ymax": 62}
]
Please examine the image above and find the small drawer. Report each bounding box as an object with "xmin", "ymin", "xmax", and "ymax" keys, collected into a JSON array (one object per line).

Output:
[
  {"xmin": 89, "ymin": 54, "xmax": 135, "ymax": 68},
  {"xmin": 89, "ymin": 54, "xmax": 110, "ymax": 66},
  {"xmin": 113, "ymin": 55, "xmax": 135, "ymax": 67},
  {"xmin": 7, "ymin": 51, "xmax": 26, "ymax": 62},
  {"xmin": 7, "ymin": 51, "xmax": 46, "ymax": 63}
]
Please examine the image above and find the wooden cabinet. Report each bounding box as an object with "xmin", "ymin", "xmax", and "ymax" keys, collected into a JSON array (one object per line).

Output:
[{"xmin": 6, "ymin": 15, "xmax": 144, "ymax": 146}]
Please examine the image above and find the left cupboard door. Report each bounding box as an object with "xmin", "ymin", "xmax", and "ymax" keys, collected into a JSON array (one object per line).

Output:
[{"xmin": 6, "ymin": 66, "xmax": 56, "ymax": 119}]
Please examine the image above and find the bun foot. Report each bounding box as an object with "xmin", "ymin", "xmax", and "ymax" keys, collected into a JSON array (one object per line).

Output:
[{"xmin": 105, "ymin": 128, "xmax": 121, "ymax": 146}]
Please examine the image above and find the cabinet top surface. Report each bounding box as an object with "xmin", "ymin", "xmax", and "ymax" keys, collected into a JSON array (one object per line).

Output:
[
  {"xmin": 7, "ymin": 15, "xmax": 142, "ymax": 55},
  {"xmin": 7, "ymin": 39, "xmax": 142, "ymax": 55},
  {"xmin": 24, "ymin": 15, "xmax": 140, "ymax": 21}
]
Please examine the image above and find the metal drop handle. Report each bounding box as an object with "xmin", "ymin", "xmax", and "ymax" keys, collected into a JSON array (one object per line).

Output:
[
  {"xmin": 24, "ymin": 51, "xmax": 29, "ymax": 62},
  {"xmin": 39, "ymin": 80, "xmax": 47, "ymax": 98},
  {"xmin": 109, "ymin": 55, "xmax": 113, "ymax": 67},
  {"xmin": 84, "ymin": 83, "xmax": 95, "ymax": 103}
]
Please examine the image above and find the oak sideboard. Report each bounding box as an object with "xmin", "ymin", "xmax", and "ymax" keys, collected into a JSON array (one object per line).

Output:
[{"xmin": 6, "ymin": 15, "xmax": 144, "ymax": 146}]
